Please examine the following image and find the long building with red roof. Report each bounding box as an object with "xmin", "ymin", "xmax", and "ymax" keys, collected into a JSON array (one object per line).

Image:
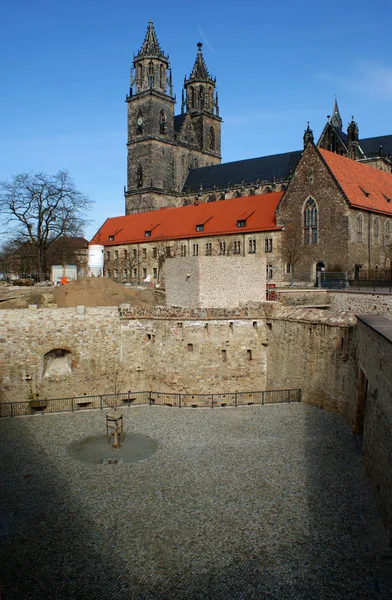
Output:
[{"xmin": 91, "ymin": 193, "xmax": 283, "ymax": 283}]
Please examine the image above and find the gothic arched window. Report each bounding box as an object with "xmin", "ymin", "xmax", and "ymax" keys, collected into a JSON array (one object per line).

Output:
[
  {"xmin": 159, "ymin": 110, "xmax": 166, "ymax": 135},
  {"xmin": 191, "ymin": 87, "xmax": 195, "ymax": 108},
  {"xmin": 209, "ymin": 127, "xmax": 215, "ymax": 150},
  {"xmin": 136, "ymin": 111, "xmax": 143, "ymax": 134},
  {"xmin": 136, "ymin": 165, "xmax": 143, "ymax": 189},
  {"xmin": 160, "ymin": 64, "xmax": 165, "ymax": 89},
  {"xmin": 137, "ymin": 63, "xmax": 143, "ymax": 84},
  {"xmin": 385, "ymin": 219, "xmax": 391, "ymax": 245},
  {"xmin": 357, "ymin": 213, "xmax": 364, "ymax": 243},
  {"xmin": 199, "ymin": 86, "xmax": 205, "ymax": 109},
  {"xmin": 374, "ymin": 216, "xmax": 380, "ymax": 245},
  {"xmin": 303, "ymin": 197, "xmax": 318, "ymax": 244},
  {"xmin": 148, "ymin": 61, "xmax": 154, "ymax": 87}
]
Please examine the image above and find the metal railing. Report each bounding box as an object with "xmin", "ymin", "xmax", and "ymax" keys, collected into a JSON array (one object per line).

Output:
[{"xmin": 0, "ymin": 388, "xmax": 301, "ymax": 418}]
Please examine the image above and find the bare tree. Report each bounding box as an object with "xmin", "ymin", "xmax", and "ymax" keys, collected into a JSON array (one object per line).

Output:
[
  {"xmin": 280, "ymin": 217, "xmax": 306, "ymax": 286},
  {"xmin": 153, "ymin": 241, "xmax": 181, "ymax": 284},
  {"xmin": 0, "ymin": 171, "xmax": 92, "ymax": 280}
]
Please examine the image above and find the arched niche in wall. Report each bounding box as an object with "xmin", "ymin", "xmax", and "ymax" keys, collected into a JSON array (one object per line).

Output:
[{"xmin": 44, "ymin": 348, "xmax": 72, "ymax": 379}]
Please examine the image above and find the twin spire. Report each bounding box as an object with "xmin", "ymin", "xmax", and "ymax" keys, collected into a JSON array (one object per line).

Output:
[{"xmin": 136, "ymin": 20, "xmax": 213, "ymax": 82}]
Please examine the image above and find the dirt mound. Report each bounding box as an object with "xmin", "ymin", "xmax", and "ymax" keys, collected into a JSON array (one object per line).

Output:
[
  {"xmin": 53, "ymin": 277, "xmax": 164, "ymax": 308},
  {"xmin": 0, "ymin": 292, "xmax": 57, "ymax": 310}
]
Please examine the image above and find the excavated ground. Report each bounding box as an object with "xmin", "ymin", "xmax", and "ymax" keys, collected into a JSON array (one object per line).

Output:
[{"xmin": 0, "ymin": 277, "xmax": 165, "ymax": 309}]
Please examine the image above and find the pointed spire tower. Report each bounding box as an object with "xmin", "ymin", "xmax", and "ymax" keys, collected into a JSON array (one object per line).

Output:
[
  {"xmin": 303, "ymin": 123, "xmax": 314, "ymax": 148},
  {"xmin": 125, "ymin": 20, "xmax": 176, "ymax": 215},
  {"xmin": 183, "ymin": 43, "xmax": 218, "ymax": 115},
  {"xmin": 181, "ymin": 43, "xmax": 222, "ymax": 158},
  {"xmin": 330, "ymin": 97, "xmax": 343, "ymax": 131},
  {"xmin": 131, "ymin": 19, "xmax": 173, "ymax": 95}
]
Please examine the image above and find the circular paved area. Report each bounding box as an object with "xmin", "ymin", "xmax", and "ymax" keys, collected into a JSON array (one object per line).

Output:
[{"xmin": 1, "ymin": 404, "xmax": 391, "ymax": 599}]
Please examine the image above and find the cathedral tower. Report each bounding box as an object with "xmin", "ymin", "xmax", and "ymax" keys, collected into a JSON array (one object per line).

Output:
[
  {"xmin": 124, "ymin": 24, "xmax": 222, "ymax": 214},
  {"xmin": 125, "ymin": 20, "xmax": 177, "ymax": 214},
  {"xmin": 182, "ymin": 43, "xmax": 221, "ymax": 161}
]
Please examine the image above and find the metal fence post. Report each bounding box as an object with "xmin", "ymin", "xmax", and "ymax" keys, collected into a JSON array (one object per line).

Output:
[
  {"xmin": 235, "ymin": 392, "xmax": 238, "ymax": 407},
  {"xmin": 10, "ymin": 403, "xmax": 13, "ymax": 418},
  {"xmin": 262, "ymin": 391, "xmax": 265, "ymax": 405},
  {"xmin": 211, "ymin": 394, "xmax": 214, "ymax": 409},
  {"xmin": 179, "ymin": 394, "xmax": 182, "ymax": 408}
]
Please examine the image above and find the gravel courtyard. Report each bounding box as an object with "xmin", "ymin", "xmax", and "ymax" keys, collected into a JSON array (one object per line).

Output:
[{"xmin": 1, "ymin": 404, "xmax": 391, "ymax": 600}]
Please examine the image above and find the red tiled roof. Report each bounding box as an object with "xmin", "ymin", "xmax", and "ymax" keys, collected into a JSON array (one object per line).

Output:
[
  {"xmin": 319, "ymin": 148, "xmax": 392, "ymax": 214},
  {"xmin": 90, "ymin": 193, "xmax": 283, "ymax": 245}
]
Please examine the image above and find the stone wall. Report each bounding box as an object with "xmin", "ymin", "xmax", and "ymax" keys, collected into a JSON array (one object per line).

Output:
[
  {"xmin": 0, "ymin": 305, "xmax": 273, "ymax": 403},
  {"xmin": 328, "ymin": 291, "xmax": 392, "ymax": 318},
  {"xmin": 356, "ymin": 317, "xmax": 392, "ymax": 543},
  {"xmin": 265, "ymin": 308, "xmax": 357, "ymax": 419},
  {"xmin": 166, "ymin": 256, "xmax": 267, "ymax": 308},
  {"xmin": 277, "ymin": 289, "xmax": 392, "ymax": 319},
  {"xmin": 0, "ymin": 304, "xmax": 356, "ymax": 413}
]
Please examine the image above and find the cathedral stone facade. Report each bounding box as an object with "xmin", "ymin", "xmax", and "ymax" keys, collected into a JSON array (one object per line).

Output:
[{"xmin": 124, "ymin": 21, "xmax": 221, "ymax": 214}]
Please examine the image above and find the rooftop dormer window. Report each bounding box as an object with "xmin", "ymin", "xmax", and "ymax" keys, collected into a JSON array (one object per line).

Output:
[
  {"xmin": 109, "ymin": 235, "xmax": 114, "ymax": 241},
  {"xmin": 237, "ymin": 219, "xmax": 246, "ymax": 228},
  {"xmin": 359, "ymin": 187, "xmax": 370, "ymax": 198},
  {"xmin": 196, "ymin": 224, "xmax": 204, "ymax": 232},
  {"xmin": 145, "ymin": 230, "xmax": 152, "ymax": 237}
]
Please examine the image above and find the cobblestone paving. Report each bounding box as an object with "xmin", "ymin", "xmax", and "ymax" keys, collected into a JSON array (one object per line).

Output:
[{"xmin": 1, "ymin": 404, "xmax": 392, "ymax": 599}]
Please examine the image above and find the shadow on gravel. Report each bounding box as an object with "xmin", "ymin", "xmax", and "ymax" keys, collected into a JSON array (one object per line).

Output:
[
  {"xmin": 302, "ymin": 406, "xmax": 392, "ymax": 599},
  {"xmin": 1, "ymin": 407, "xmax": 392, "ymax": 600}
]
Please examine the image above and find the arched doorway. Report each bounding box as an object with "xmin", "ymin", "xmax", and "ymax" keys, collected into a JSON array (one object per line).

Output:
[{"xmin": 314, "ymin": 261, "xmax": 326, "ymax": 286}]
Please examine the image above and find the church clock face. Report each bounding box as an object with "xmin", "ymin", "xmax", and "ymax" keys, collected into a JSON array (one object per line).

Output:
[{"xmin": 137, "ymin": 117, "xmax": 143, "ymax": 126}]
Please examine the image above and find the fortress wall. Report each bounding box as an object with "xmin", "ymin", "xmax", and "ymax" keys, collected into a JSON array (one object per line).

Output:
[
  {"xmin": 328, "ymin": 291, "xmax": 392, "ymax": 318},
  {"xmin": 356, "ymin": 319, "xmax": 392, "ymax": 543},
  {"xmin": 265, "ymin": 311, "xmax": 357, "ymax": 420},
  {"xmin": 0, "ymin": 306, "xmax": 271, "ymax": 403}
]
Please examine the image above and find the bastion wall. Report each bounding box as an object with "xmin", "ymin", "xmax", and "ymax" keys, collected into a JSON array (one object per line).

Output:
[{"xmin": 0, "ymin": 304, "xmax": 355, "ymax": 417}]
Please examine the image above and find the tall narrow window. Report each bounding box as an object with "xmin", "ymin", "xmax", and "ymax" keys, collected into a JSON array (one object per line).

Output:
[
  {"xmin": 206, "ymin": 242, "xmax": 212, "ymax": 255},
  {"xmin": 209, "ymin": 127, "xmax": 215, "ymax": 150},
  {"xmin": 199, "ymin": 86, "xmax": 205, "ymax": 109},
  {"xmin": 385, "ymin": 219, "xmax": 391, "ymax": 246},
  {"xmin": 159, "ymin": 110, "xmax": 166, "ymax": 135},
  {"xmin": 160, "ymin": 64, "xmax": 165, "ymax": 89},
  {"xmin": 192, "ymin": 244, "xmax": 199, "ymax": 256},
  {"xmin": 137, "ymin": 165, "xmax": 143, "ymax": 188},
  {"xmin": 249, "ymin": 239, "xmax": 256, "ymax": 254},
  {"xmin": 304, "ymin": 197, "xmax": 318, "ymax": 244},
  {"xmin": 137, "ymin": 111, "xmax": 143, "ymax": 134},
  {"xmin": 374, "ymin": 217, "xmax": 380, "ymax": 245},
  {"xmin": 137, "ymin": 63, "xmax": 143, "ymax": 85},
  {"xmin": 219, "ymin": 241, "xmax": 226, "ymax": 255},
  {"xmin": 191, "ymin": 87, "xmax": 195, "ymax": 108},
  {"xmin": 148, "ymin": 61, "xmax": 154, "ymax": 87},
  {"xmin": 357, "ymin": 213, "xmax": 364, "ymax": 243}
]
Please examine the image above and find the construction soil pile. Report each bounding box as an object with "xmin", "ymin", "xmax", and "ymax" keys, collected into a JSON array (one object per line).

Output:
[{"xmin": 0, "ymin": 278, "xmax": 165, "ymax": 309}]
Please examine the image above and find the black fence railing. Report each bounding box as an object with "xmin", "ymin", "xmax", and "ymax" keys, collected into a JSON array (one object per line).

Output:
[
  {"xmin": 347, "ymin": 280, "xmax": 392, "ymax": 293},
  {"xmin": 0, "ymin": 389, "xmax": 301, "ymax": 418}
]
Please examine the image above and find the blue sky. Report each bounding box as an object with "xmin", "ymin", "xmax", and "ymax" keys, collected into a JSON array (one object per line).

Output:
[{"xmin": 1, "ymin": 0, "xmax": 391, "ymax": 240}]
